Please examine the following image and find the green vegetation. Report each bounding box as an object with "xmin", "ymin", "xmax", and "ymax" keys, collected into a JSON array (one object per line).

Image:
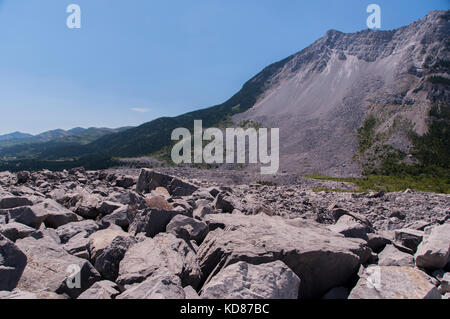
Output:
[
  {"xmin": 305, "ymin": 174, "xmax": 450, "ymax": 194},
  {"xmin": 256, "ymin": 180, "xmax": 276, "ymax": 186},
  {"xmin": 357, "ymin": 115, "xmax": 377, "ymax": 153},
  {"xmin": 426, "ymin": 75, "xmax": 450, "ymax": 86}
]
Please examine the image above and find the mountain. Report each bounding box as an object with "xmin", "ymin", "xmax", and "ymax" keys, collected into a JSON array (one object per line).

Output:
[
  {"xmin": 0, "ymin": 127, "xmax": 133, "ymax": 159},
  {"xmin": 0, "ymin": 131, "xmax": 33, "ymax": 141},
  {"xmin": 0, "ymin": 10, "xmax": 448, "ymax": 175}
]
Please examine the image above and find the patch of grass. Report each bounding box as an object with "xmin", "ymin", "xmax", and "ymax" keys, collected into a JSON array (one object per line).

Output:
[
  {"xmin": 256, "ymin": 180, "xmax": 276, "ymax": 186},
  {"xmin": 304, "ymin": 174, "xmax": 450, "ymax": 194}
]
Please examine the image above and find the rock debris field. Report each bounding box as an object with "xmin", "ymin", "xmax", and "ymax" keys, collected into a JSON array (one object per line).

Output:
[{"xmin": 0, "ymin": 167, "xmax": 449, "ymax": 299}]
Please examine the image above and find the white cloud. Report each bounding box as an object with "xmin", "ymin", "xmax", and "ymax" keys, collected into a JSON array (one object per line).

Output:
[{"xmin": 131, "ymin": 107, "xmax": 150, "ymax": 113}]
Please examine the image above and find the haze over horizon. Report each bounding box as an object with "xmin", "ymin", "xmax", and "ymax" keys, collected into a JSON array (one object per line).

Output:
[{"xmin": 0, "ymin": 0, "xmax": 448, "ymax": 135}]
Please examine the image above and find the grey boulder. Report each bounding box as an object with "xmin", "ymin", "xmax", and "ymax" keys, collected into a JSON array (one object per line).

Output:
[
  {"xmin": 0, "ymin": 234, "xmax": 27, "ymax": 291},
  {"xmin": 201, "ymin": 261, "xmax": 300, "ymax": 299},
  {"xmin": 116, "ymin": 268, "xmax": 186, "ymax": 299},
  {"xmin": 166, "ymin": 215, "xmax": 209, "ymax": 244},
  {"xmin": 415, "ymin": 224, "xmax": 450, "ymax": 270},
  {"xmin": 117, "ymin": 233, "xmax": 201, "ymax": 288},
  {"xmin": 349, "ymin": 266, "xmax": 441, "ymax": 299}
]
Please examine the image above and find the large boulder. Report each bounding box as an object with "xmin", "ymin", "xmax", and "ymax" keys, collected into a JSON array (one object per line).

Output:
[
  {"xmin": 198, "ymin": 214, "xmax": 370, "ymax": 299},
  {"xmin": 116, "ymin": 268, "xmax": 186, "ymax": 299},
  {"xmin": 0, "ymin": 197, "xmax": 33, "ymax": 209},
  {"xmin": 117, "ymin": 233, "xmax": 201, "ymax": 288},
  {"xmin": 378, "ymin": 245, "xmax": 414, "ymax": 267},
  {"xmin": 56, "ymin": 220, "xmax": 100, "ymax": 244},
  {"xmin": 0, "ymin": 206, "xmax": 47, "ymax": 229},
  {"xmin": 94, "ymin": 236, "xmax": 136, "ymax": 281},
  {"xmin": 166, "ymin": 215, "xmax": 209, "ymax": 244},
  {"xmin": 128, "ymin": 208, "xmax": 184, "ymax": 238},
  {"xmin": 349, "ymin": 266, "xmax": 441, "ymax": 299},
  {"xmin": 74, "ymin": 194, "xmax": 101, "ymax": 219},
  {"xmin": 394, "ymin": 229, "xmax": 424, "ymax": 253},
  {"xmin": 34, "ymin": 199, "xmax": 79, "ymax": 229},
  {"xmin": 88, "ymin": 226, "xmax": 130, "ymax": 262},
  {"xmin": 115, "ymin": 176, "xmax": 136, "ymax": 189},
  {"xmin": 0, "ymin": 222, "xmax": 36, "ymax": 242},
  {"xmin": 0, "ymin": 234, "xmax": 27, "ymax": 291},
  {"xmin": 15, "ymin": 237, "xmax": 101, "ymax": 298},
  {"xmin": 100, "ymin": 205, "xmax": 131, "ymax": 230},
  {"xmin": 77, "ymin": 281, "xmax": 121, "ymax": 299},
  {"xmin": 136, "ymin": 169, "xmax": 197, "ymax": 196},
  {"xmin": 415, "ymin": 224, "xmax": 450, "ymax": 270},
  {"xmin": 201, "ymin": 261, "xmax": 300, "ymax": 299}
]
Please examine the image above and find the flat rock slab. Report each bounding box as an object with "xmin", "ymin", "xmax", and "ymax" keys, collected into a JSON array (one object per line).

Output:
[
  {"xmin": 415, "ymin": 224, "xmax": 450, "ymax": 270},
  {"xmin": 15, "ymin": 237, "xmax": 101, "ymax": 298},
  {"xmin": 201, "ymin": 261, "xmax": 300, "ymax": 299},
  {"xmin": 349, "ymin": 266, "xmax": 441, "ymax": 299},
  {"xmin": 117, "ymin": 233, "xmax": 201, "ymax": 288},
  {"xmin": 199, "ymin": 214, "xmax": 370, "ymax": 299},
  {"xmin": 378, "ymin": 245, "xmax": 414, "ymax": 267},
  {"xmin": 116, "ymin": 268, "xmax": 186, "ymax": 299}
]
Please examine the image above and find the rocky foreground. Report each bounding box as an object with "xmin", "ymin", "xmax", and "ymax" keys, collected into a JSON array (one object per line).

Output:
[{"xmin": 0, "ymin": 168, "xmax": 449, "ymax": 299}]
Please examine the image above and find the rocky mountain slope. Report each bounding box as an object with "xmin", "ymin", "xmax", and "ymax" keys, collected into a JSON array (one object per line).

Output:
[
  {"xmin": 0, "ymin": 168, "xmax": 449, "ymax": 299},
  {"xmin": 2, "ymin": 11, "xmax": 448, "ymax": 175},
  {"xmin": 234, "ymin": 10, "xmax": 449, "ymax": 176}
]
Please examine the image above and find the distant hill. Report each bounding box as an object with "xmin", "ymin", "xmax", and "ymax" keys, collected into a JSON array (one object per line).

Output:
[{"xmin": 0, "ymin": 132, "xmax": 33, "ymax": 141}]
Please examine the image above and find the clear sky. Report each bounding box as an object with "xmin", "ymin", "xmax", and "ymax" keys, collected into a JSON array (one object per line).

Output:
[{"xmin": 0, "ymin": 0, "xmax": 448, "ymax": 135}]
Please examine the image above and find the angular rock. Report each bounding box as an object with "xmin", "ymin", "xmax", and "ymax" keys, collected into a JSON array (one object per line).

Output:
[
  {"xmin": 15, "ymin": 237, "xmax": 101, "ymax": 298},
  {"xmin": 166, "ymin": 215, "xmax": 209, "ymax": 244},
  {"xmin": 74, "ymin": 194, "xmax": 101, "ymax": 219},
  {"xmin": 117, "ymin": 233, "xmax": 201, "ymax": 288},
  {"xmin": 77, "ymin": 280, "xmax": 120, "ymax": 299},
  {"xmin": 100, "ymin": 205, "xmax": 131, "ymax": 230},
  {"xmin": 394, "ymin": 228, "xmax": 424, "ymax": 252},
  {"xmin": 201, "ymin": 261, "xmax": 300, "ymax": 299},
  {"xmin": 129, "ymin": 208, "xmax": 183, "ymax": 238},
  {"xmin": 415, "ymin": 224, "xmax": 450, "ymax": 270},
  {"xmin": 213, "ymin": 192, "xmax": 241, "ymax": 213},
  {"xmin": 34, "ymin": 200, "xmax": 79, "ymax": 229},
  {"xmin": 349, "ymin": 266, "xmax": 441, "ymax": 299},
  {"xmin": 116, "ymin": 268, "xmax": 186, "ymax": 299},
  {"xmin": 328, "ymin": 215, "xmax": 371, "ymax": 240},
  {"xmin": 0, "ymin": 234, "xmax": 27, "ymax": 291},
  {"xmin": 115, "ymin": 176, "xmax": 136, "ymax": 189},
  {"xmin": 16, "ymin": 171, "xmax": 30, "ymax": 184},
  {"xmin": 0, "ymin": 206, "xmax": 47, "ymax": 229},
  {"xmin": 0, "ymin": 197, "xmax": 33, "ymax": 209},
  {"xmin": 378, "ymin": 245, "xmax": 414, "ymax": 267},
  {"xmin": 0, "ymin": 222, "xmax": 36, "ymax": 242},
  {"xmin": 88, "ymin": 226, "xmax": 130, "ymax": 262},
  {"xmin": 136, "ymin": 169, "xmax": 197, "ymax": 196},
  {"xmin": 99, "ymin": 201, "xmax": 124, "ymax": 216},
  {"xmin": 367, "ymin": 233, "xmax": 392, "ymax": 253},
  {"xmin": 433, "ymin": 270, "xmax": 450, "ymax": 294},
  {"xmin": 198, "ymin": 214, "xmax": 370, "ymax": 299},
  {"xmin": 94, "ymin": 236, "xmax": 136, "ymax": 281},
  {"xmin": 56, "ymin": 220, "xmax": 100, "ymax": 244},
  {"xmin": 63, "ymin": 232, "xmax": 91, "ymax": 259},
  {"xmin": 144, "ymin": 197, "xmax": 173, "ymax": 211}
]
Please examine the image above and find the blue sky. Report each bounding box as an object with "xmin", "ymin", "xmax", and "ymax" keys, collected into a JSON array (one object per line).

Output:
[{"xmin": 0, "ymin": 0, "xmax": 448, "ymax": 135}]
